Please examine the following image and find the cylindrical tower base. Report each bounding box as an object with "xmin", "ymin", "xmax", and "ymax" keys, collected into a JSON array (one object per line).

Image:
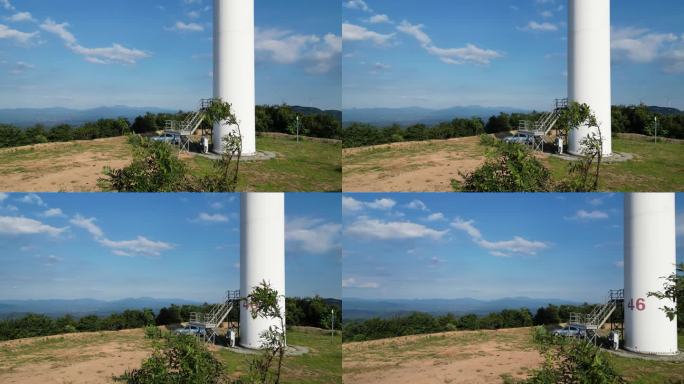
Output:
[
  {"xmin": 568, "ymin": 0, "xmax": 612, "ymax": 156},
  {"xmin": 239, "ymin": 193, "xmax": 286, "ymax": 349},
  {"xmin": 624, "ymin": 193, "xmax": 678, "ymax": 355},
  {"xmin": 213, "ymin": 0, "xmax": 256, "ymax": 156}
]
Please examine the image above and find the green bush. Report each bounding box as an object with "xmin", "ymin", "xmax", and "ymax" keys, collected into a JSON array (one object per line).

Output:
[
  {"xmin": 144, "ymin": 325, "xmax": 162, "ymax": 340},
  {"xmin": 99, "ymin": 135, "xmax": 195, "ymax": 192},
  {"xmin": 454, "ymin": 142, "xmax": 552, "ymax": 192},
  {"xmin": 120, "ymin": 333, "xmax": 227, "ymax": 384},
  {"xmin": 523, "ymin": 327, "xmax": 625, "ymax": 384},
  {"xmin": 479, "ymin": 134, "xmax": 497, "ymax": 147}
]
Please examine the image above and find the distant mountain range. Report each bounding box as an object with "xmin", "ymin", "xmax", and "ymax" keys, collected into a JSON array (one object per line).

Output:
[
  {"xmin": 0, "ymin": 105, "xmax": 342, "ymax": 127},
  {"xmin": 0, "ymin": 297, "xmax": 343, "ymax": 320},
  {"xmin": 0, "ymin": 106, "xmax": 175, "ymax": 127},
  {"xmin": 343, "ymin": 297, "xmax": 582, "ymax": 320},
  {"xmin": 343, "ymin": 105, "xmax": 684, "ymax": 127},
  {"xmin": 343, "ymin": 106, "xmax": 528, "ymax": 126},
  {"xmin": 0, "ymin": 298, "xmax": 201, "ymax": 319}
]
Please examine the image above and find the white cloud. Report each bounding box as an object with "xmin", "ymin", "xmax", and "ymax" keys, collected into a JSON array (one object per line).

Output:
[
  {"xmin": 0, "ymin": 0, "xmax": 14, "ymax": 11},
  {"xmin": 100, "ymin": 236, "xmax": 174, "ymax": 257},
  {"xmin": 615, "ymin": 260, "xmax": 624, "ymax": 268},
  {"xmin": 426, "ymin": 212, "xmax": 445, "ymax": 222},
  {"xmin": 397, "ymin": 21, "xmax": 502, "ymax": 65},
  {"xmin": 256, "ymin": 28, "xmax": 341, "ymax": 74},
  {"xmin": 342, "ymin": 23, "xmax": 395, "ymax": 46},
  {"xmin": 612, "ymin": 27, "xmax": 677, "ymax": 63},
  {"xmin": 41, "ymin": 208, "xmax": 64, "ymax": 218},
  {"xmin": 70, "ymin": 214, "xmax": 173, "ymax": 257},
  {"xmin": 168, "ymin": 21, "xmax": 204, "ymax": 32},
  {"xmin": 566, "ymin": 210, "xmax": 609, "ymax": 220},
  {"xmin": 342, "ymin": 277, "xmax": 379, "ymax": 289},
  {"xmin": 195, "ymin": 212, "xmax": 229, "ymax": 223},
  {"xmin": 677, "ymin": 213, "xmax": 684, "ymax": 236},
  {"xmin": 0, "ymin": 23, "xmax": 38, "ymax": 45},
  {"xmin": 451, "ymin": 217, "xmax": 549, "ymax": 257},
  {"xmin": 588, "ymin": 198, "xmax": 603, "ymax": 206},
  {"xmin": 367, "ymin": 14, "xmax": 391, "ymax": 24},
  {"xmin": 343, "ymin": 196, "xmax": 397, "ymax": 212},
  {"xmin": 366, "ymin": 198, "xmax": 396, "ymax": 210},
  {"xmin": 520, "ymin": 21, "xmax": 558, "ymax": 32},
  {"xmin": 41, "ymin": 18, "xmax": 150, "ymax": 65},
  {"xmin": 0, "ymin": 216, "xmax": 67, "ymax": 236},
  {"xmin": 286, "ymin": 217, "xmax": 341, "ymax": 254},
  {"xmin": 210, "ymin": 202, "xmax": 224, "ymax": 210},
  {"xmin": 342, "ymin": 196, "xmax": 364, "ymax": 212},
  {"xmin": 612, "ymin": 27, "xmax": 684, "ymax": 73},
  {"xmin": 18, "ymin": 193, "xmax": 46, "ymax": 206},
  {"xmin": 0, "ymin": 193, "xmax": 6, "ymax": 202},
  {"xmin": 540, "ymin": 11, "xmax": 553, "ymax": 19},
  {"xmin": 343, "ymin": 0, "xmax": 372, "ymax": 12},
  {"xmin": 372, "ymin": 62, "xmax": 390, "ymax": 72},
  {"xmin": 451, "ymin": 218, "xmax": 482, "ymax": 239},
  {"xmin": 6, "ymin": 12, "xmax": 35, "ymax": 23},
  {"xmin": 346, "ymin": 217, "xmax": 448, "ymax": 240},
  {"xmin": 70, "ymin": 215, "xmax": 104, "ymax": 238},
  {"xmin": 406, "ymin": 199, "xmax": 428, "ymax": 211}
]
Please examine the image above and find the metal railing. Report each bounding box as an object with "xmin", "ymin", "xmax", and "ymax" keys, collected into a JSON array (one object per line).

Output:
[{"xmin": 190, "ymin": 290, "xmax": 241, "ymax": 329}]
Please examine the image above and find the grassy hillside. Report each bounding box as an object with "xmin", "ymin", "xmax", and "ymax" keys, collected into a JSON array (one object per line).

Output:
[
  {"xmin": 217, "ymin": 327, "xmax": 342, "ymax": 384},
  {"xmin": 0, "ymin": 135, "xmax": 341, "ymax": 192}
]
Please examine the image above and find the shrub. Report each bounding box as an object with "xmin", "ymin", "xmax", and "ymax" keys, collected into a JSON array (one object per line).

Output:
[
  {"xmin": 120, "ymin": 333, "xmax": 227, "ymax": 384},
  {"xmin": 99, "ymin": 135, "xmax": 195, "ymax": 192},
  {"xmin": 144, "ymin": 325, "xmax": 162, "ymax": 340},
  {"xmin": 523, "ymin": 327, "xmax": 625, "ymax": 384},
  {"xmin": 479, "ymin": 133, "xmax": 498, "ymax": 147},
  {"xmin": 454, "ymin": 143, "xmax": 552, "ymax": 192}
]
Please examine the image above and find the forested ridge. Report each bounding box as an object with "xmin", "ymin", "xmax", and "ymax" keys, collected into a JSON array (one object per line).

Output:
[
  {"xmin": 0, "ymin": 104, "xmax": 341, "ymax": 149},
  {"xmin": 0, "ymin": 296, "xmax": 341, "ymax": 341},
  {"xmin": 342, "ymin": 104, "xmax": 684, "ymax": 148}
]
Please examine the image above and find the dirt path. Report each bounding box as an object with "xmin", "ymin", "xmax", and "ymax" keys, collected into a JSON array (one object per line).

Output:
[
  {"xmin": 343, "ymin": 136, "xmax": 486, "ymax": 192},
  {"xmin": 0, "ymin": 137, "xmax": 132, "ymax": 192},
  {"xmin": 343, "ymin": 328, "xmax": 542, "ymax": 384},
  {"xmin": 0, "ymin": 329, "xmax": 152, "ymax": 384}
]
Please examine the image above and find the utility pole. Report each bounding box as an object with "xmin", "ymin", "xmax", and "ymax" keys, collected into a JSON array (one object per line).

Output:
[
  {"xmin": 654, "ymin": 116, "xmax": 658, "ymax": 144},
  {"xmin": 296, "ymin": 115, "xmax": 300, "ymax": 143},
  {"xmin": 331, "ymin": 308, "xmax": 335, "ymax": 340}
]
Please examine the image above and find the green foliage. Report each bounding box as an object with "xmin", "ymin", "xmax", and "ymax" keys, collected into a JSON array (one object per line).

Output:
[
  {"xmin": 343, "ymin": 308, "xmax": 534, "ymax": 343},
  {"xmin": 144, "ymin": 325, "xmax": 162, "ymax": 340},
  {"xmin": 244, "ymin": 281, "xmax": 287, "ymax": 384},
  {"xmin": 100, "ymin": 134, "xmax": 194, "ymax": 192},
  {"xmin": 342, "ymin": 117, "xmax": 486, "ymax": 148},
  {"xmin": 454, "ymin": 142, "xmax": 553, "ymax": 192},
  {"xmin": 479, "ymin": 133, "xmax": 498, "ymax": 147},
  {"xmin": 0, "ymin": 118, "xmax": 130, "ymax": 149},
  {"xmin": 523, "ymin": 327, "xmax": 625, "ymax": 384},
  {"xmin": 648, "ymin": 263, "xmax": 684, "ymax": 328},
  {"xmin": 286, "ymin": 296, "xmax": 341, "ymax": 330},
  {"xmin": 0, "ymin": 309, "xmax": 156, "ymax": 341},
  {"xmin": 485, "ymin": 113, "xmax": 513, "ymax": 133},
  {"xmin": 120, "ymin": 333, "xmax": 227, "ymax": 384}
]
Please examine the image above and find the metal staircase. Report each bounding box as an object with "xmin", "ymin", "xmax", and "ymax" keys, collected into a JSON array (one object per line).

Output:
[
  {"xmin": 569, "ymin": 289, "xmax": 623, "ymax": 343},
  {"xmin": 519, "ymin": 98, "xmax": 567, "ymax": 151},
  {"xmin": 190, "ymin": 290, "xmax": 241, "ymax": 330},
  {"xmin": 164, "ymin": 99, "xmax": 213, "ymax": 152}
]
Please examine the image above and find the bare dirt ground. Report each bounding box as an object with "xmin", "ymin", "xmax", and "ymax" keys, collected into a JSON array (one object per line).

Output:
[
  {"xmin": 0, "ymin": 137, "xmax": 132, "ymax": 192},
  {"xmin": 0, "ymin": 328, "xmax": 153, "ymax": 384},
  {"xmin": 343, "ymin": 327, "xmax": 542, "ymax": 384},
  {"xmin": 343, "ymin": 136, "xmax": 487, "ymax": 192}
]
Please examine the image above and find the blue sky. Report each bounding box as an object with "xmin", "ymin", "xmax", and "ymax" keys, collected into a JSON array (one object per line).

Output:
[
  {"xmin": 0, "ymin": 193, "xmax": 341, "ymax": 301},
  {"xmin": 343, "ymin": 0, "xmax": 684, "ymax": 110},
  {"xmin": 343, "ymin": 193, "xmax": 684, "ymax": 302},
  {"xmin": 0, "ymin": 0, "xmax": 341, "ymax": 110}
]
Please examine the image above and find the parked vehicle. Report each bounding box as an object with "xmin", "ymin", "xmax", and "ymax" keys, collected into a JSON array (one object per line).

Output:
[
  {"xmin": 152, "ymin": 133, "xmax": 181, "ymax": 145},
  {"xmin": 552, "ymin": 325, "xmax": 587, "ymax": 338},
  {"xmin": 503, "ymin": 132, "xmax": 534, "ymax": 145},
  {"xmin": 175, "ymin": 325, "xmax": 207, "ymax": 337}
]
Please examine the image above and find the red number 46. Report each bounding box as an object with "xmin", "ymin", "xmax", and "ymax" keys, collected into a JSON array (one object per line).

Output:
[{"xmin": 627, "ymin": 298, "xmax": 646, "ymax": 311}]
